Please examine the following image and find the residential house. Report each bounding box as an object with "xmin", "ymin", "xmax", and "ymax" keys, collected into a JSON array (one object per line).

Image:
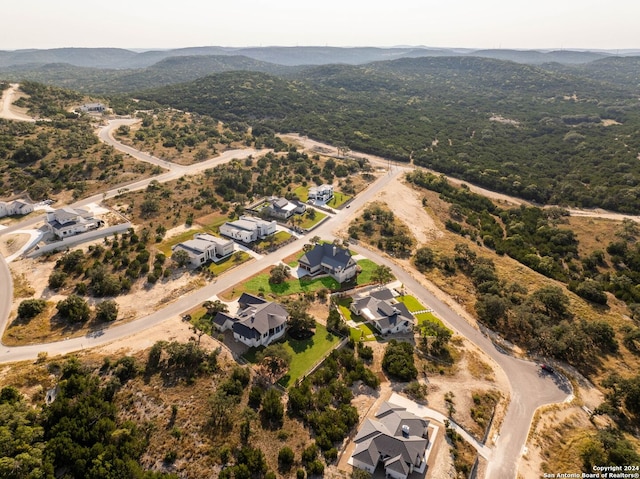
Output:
[
  {"xmin": 351, "ymin": 402, "xmax": 430, "ymax": 479},
  {"xmin": 219, "ymin": 215, "xmax": 277, "ymax": 243},
  {"xmin": 79, "ymin": 103, "xmax": 105, "ymax": 113},
  {"xmin": 308, "ymin": 184, "xmax": 334, "ymax": 204},
  {"xmin": 46, "ymin": 207, "xmax": 100, "ymax": 239},
  {"xmin": 350, "ymin": 288, "xmax": 414, "ymax": 334},
  {"xmin": 0, "ymin": 200, "xmax": 34, "ymax": 218},
  {"xmin": 213, "ymin": 293, "xmax": 288, "ymax": 347},
  {"xmin": 298, "ymin": 242, "xmax": 357, "ymax": 283},
  {"xmin": 171, "ymin": 233, "xmax": 234, "ymax": 267},
  {"xmin": 266, "ymin": 197, "xmax": 306, "ymax": 220}
]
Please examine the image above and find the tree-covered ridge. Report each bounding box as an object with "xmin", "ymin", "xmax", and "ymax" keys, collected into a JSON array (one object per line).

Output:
[
  {"xmin": 136, "ymin": 56, "xmax": 640, "ymax": 212},
  {"xmin": 0, "ymin": 116, "xmax": 152, "ymax": 202}
]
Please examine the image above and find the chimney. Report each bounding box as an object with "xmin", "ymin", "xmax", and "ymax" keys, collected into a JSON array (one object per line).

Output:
[
  {"xmin": 402, "ymin": 425, "xmax": 410, "ymax": 437},
  {"xmin": 333, "ymin": 245, "xmax": 337, "ymax": 256}
]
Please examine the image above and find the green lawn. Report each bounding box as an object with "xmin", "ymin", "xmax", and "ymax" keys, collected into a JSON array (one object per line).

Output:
[
  {"xmin": 254, "ymin": 231, "xmax": 292, "ymax": 250},
  {"xmin": 350, "ymin": 327, "xmax": 362, "ymax": 342},
  {"xmin": 208, "ymin": 251, "xmax": 252, "ymax": 275},
  {"xmin": 415, "ymin": 312, "xmax": 446, "ymax": 328},
  {"xmin": 397, "ymin": 295, "xmax": 426, "ymax": 313},
  {"xmin": 357, "ymin": 323, "xmax": 378, "ymax": 341},
  {"xmin": 159, "ymin": 228, "xmax": 204, "ymax": 256},
  {"xmin": 356, "ymin": 259, "xmax": 384, "ymax": 285},
  {"xmin": 243, "ymin": 323, "xmax": 340, "ymax": 388},
  {"xmin": 294, "ymin": 185, "xmax": 309, "ymax": 202},
  {"xmin": 327, "ymin": 191, "xmax": 352, "ymax": 208},
  {"xmin": 396, "ymin": 295, "xmax": 446, "ymax": 327},
  {"xmin": 298, "ymin": 210, "xmax": 327, "ymax": 229},
  {"xmin": 239, "ymin": 272, "xmax": 340, "ymax": 298},
  {"xmin": 228, "ymin": 256, "xmax": 383, "ymax": 300}
]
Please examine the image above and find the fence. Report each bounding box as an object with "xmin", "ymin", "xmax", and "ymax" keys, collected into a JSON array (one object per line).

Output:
[
  {"xmin": 26, "ymin": 222, "xmax": 132, "ymax": 257},
  {"xmin": 294, "ymin": 336, "xmax": 350, "ymax": 386}
]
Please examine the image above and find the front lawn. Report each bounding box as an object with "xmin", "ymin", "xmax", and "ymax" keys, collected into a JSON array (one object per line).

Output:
[
  {"xmin": 254, "ymin": 231, "xmax": 292, "ymax": 250},
  {"xmin": 294, "ymin": 185, "xmax": 309, "ymax": 202},
  {"xmin": 397, "ymin": 295, "xmax": 427, "ymax": 313},
  {"xmin": 298, "ymin": 210, "xmax": 327, "ymax": 229},
  {"xmin": 158, "ymin": 228, "xmax": 204, "ymax": 256},
  {"xmin": 357, "ymin": 323, "xmax": 377, "ymax": 341},
  {"xmin": 243, "ymin": 323, "xmax": 340, "ymax": 388},
  {"xmin": 327, "ymin": 191, "xmax": 352, "ymax": 208},
  {"xmin": 208, "ymin": 251, "xmax": 252, "ymax": 276},
  {"xmin": 356, "ymin": 259, "xmax": 384, "ymax": 285}
]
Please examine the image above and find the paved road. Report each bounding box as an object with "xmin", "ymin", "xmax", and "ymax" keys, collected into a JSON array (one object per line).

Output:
[{"xmin": 0, "ymin": 111, "xmax": 572, "ymax": 478}]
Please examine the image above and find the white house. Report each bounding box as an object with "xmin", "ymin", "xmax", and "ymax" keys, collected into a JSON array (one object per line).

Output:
[
  {"xmin": 0, "ymin": 200, "xmax": 34, "ymax": 218},
  {"xmin": 46, "ymin": 208, "xmax": 101, "ymax": 239},
  {"xmin": 351, "ymin": 402, "xmax": 429, "ymax": 479},
  {"xmin": 298, "ymin": 242, "xmax": 358, "ymax": 283},
  {"xmin": 78, "ymin": 103, "xmax": 105, "ymax": 113},
  {"xmin": 171, "ymin": 233, "xmax": 234, "ymax": 267},
  {"xmin": 213, "ymin": 293, "xmax": 288, "ymax": 348},
  {"xmin": 350, "ymin": 288, "xmax": 414, "ymax": 334},
  {"xmin": 308, "ymin": 184, "xmax": 334, "ymax": 204},
  {"xmin": 219, "ymin": 215, "xmax": 277, "ymax": 243}
]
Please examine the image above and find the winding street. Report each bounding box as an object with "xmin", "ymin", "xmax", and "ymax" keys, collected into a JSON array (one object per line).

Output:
[{"xmin": 0, "ymin": 109, "xmax": 572, "ymax": 477}]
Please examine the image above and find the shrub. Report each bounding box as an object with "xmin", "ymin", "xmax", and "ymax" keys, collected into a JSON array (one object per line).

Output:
[
  {"xmin": 17, "ymin": 299, "xmax": 47, "ymax": 319},
  {"xmin": 382, "ymin": 340, "xmax": 417, "ymax": 381},
  {"xmin": 56, "ymin": 295, "xmax": 90, "ymax": 323},
  {"xmin": 278, "ymin": 446, "xmax": 295, "ymax": 471}
]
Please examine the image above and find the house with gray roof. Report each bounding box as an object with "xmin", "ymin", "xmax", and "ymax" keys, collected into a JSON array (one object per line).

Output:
[
  {"xmin": 298, "ymin": 242, "xmax": 357, "ymax": 283},
  {"xmin": 350, "ymin": 288, "xmax": 414, "ymax": 334},
  {"xmin": 0, "ymin": 200, "xmax": 34, "ymax": 218},
  {"xmin": 213, "ymin": 293, "xmax": 288, "ymax": 348},
  {"xmin": 171, "ymin": 233, "xmax": 234, "ymax": 267},
  {"xmin": 351, "ymin": 402, "xmax": 429, "ymax": 479},
  {"xmin": 46, "ymin": 207, "xmax": 100, "ymax": 239},
  {"xmin": 266, "ymin": 197, "xmax": 306, "ymax": 220}
]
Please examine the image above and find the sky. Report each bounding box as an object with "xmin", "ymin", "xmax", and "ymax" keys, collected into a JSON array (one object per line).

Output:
[{"xmin": 3, "ymin": 0, "xmax": 638, "ymax": 51}]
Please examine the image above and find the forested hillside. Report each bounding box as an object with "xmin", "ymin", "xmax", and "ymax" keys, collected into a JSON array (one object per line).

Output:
[{"xmin": 136, "ymin": 56, "xmax": 640, "ymax": 212}]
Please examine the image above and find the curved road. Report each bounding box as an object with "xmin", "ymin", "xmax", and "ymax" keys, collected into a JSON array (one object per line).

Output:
[
  {"xmin": 0, "ymin": 83, "xmax": 37, "ymax": 122},
  {"xmin": 0, "ymin": 106, "xmax": 571, "ymax": 477}
]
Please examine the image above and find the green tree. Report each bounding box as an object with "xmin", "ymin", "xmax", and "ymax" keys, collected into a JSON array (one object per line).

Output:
[
  {"xmin": 56, "ymin": 295, "xmax": 90, "ymax": 323},
  {"xmin": 371, "ymin": 264, "xmax": 394, "ymax": 285},
  {"xmin": 261, "ymin": 388, "xmax": 284, "ymax": 429},
  {"xmin": 269, "ymin": 264, "xmax": 290, "ymax": 284},
  {"xmin": 17, "ymin": 299, "xmax": 47, "ymax": 319},
  {"xmin": 286, "ymin": 300, "xmax": 315, "ymax": 338},
  {"xmin": 172, "ymin": 249, "xmax": 191, "ymax": 268},
  {"xmin": 95, "ymin": 299, "xmax": 118, "ymax": 322}
]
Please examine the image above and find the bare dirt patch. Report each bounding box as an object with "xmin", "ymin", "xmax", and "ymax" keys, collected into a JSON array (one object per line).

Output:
[
  {"xmin": 5, "ymin": 250, "xmax": 203, "ymax": 345},
  {"xmin": 0, "ymin": 233, "xmax": 30, "ymax": 257}
]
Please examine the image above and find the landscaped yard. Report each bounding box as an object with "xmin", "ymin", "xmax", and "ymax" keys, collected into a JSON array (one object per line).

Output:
[
  {"xmin": 357, "ymin": 323, "xmax": 377, "ymax": 341},
  {"xmin": 327, "ymin": 191, "xmax": 352, "ymax": 208},
  {"xmin": 396, "ymin": 295, "xmax": 447, "ymax": 327},
  {"xmin": 223, "ymin": 258, "xmax": 383, "ymax": 300},
  {"xmin": 294, "ymin": 185, "xmax": 309, "ymax": 202},
  {"xmin": 243, "ymin": 323, "xmax": 341, "ymax": 388},
  {"xmin": 208, "ymin": 251, "xmax": 252, "ymax": 276},
  {"xmin": 298, "ymin": 209, "xmax": 327, "ymax": 229},
  {"xmin": 158, "ymin": 228, "xmax": 204, "ymax": 256},
  {"xmin": 254, "ymin": 231, "xmax": 292, "ymax": 250}
]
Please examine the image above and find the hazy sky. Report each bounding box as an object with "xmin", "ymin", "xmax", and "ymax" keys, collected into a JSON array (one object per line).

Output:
[{"xmin": 3, "ymin": 0, "xmax": 638, "ymax": 51}]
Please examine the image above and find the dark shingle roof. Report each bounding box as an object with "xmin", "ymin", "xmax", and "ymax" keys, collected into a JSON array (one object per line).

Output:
[{"xmin": 299, "ymin": 243, "xmax": 353, "ymax": 270}]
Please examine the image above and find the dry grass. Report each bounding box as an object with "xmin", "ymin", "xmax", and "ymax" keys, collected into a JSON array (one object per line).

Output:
[
  {"xmin": 466, "ymin": 350, "xmax": 495, "ymax": 382},
  {"xmin": 11, "ymin": 271, "xmax": 35, "ymax": 298}
]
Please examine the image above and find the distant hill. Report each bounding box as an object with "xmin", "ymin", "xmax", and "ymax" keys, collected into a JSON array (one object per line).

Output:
[
  {"xmin": 0, "ymin": 55, "xmax": 299, "ymax": 94},
  {"xmin": 136, "ymin": 55, "xmax": 640, "ymax": 212},
  {"xmin": 471, "ymin": 49, "xmax": 610, "ymax": 64}
]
